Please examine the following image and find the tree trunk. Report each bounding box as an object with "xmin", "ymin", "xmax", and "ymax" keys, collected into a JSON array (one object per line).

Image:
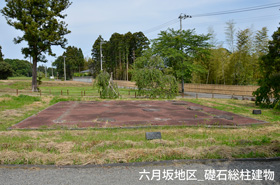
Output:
[
  {"xmin": 32, "ymin": 55, "xmax": 38, "ymax": 92},
  {"xmin": 206, "ymin": 69, "xmax": 210, "ymax": 84},
  {"xmin": 119, "ymin": 50, "xmax": 122, "ymax": 80},
  {"xmin": 126, "ymin": 52, "xmax": 128, "ymax": 81}
]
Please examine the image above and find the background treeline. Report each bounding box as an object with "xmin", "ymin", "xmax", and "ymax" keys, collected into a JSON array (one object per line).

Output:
[
  {"xmin": 4, "ymin": 59, "xmax": 32, "ymax": 77},
  {"xmin": 0, "ymin": 22, "xmax": 272, "ymax": 86},
  {"xmin": 90, "ymin": 32, "xmax": 150, "ymax": 80},
  {"xmin": 193, "ymin": 23, "xmax": 269, "ymax": 85},
  {"xmin": 53, "ymin": 46, "xmax": 84, "ymax": 80}
]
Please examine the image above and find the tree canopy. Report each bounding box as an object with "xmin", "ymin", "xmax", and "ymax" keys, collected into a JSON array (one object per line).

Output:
[
  {"xmin": 132, "ymin": 49, "xmax": 178, "ymax": 98},
  {"xmin": 4, "ymin": 59, "xmax": 32, "ymax": 77},
  {"xmin": 1, "ymin": 0, "xmax": 72, "ymax": 91},
  {"xmin": 152, "ymin": 28, "xmax": 211, "ymax": 83},
  {"xmin": 0, "ymin": 61, "xmax": 13, "ymax": 80},
  {"xmin": 253, "ymin": 26, "xmax": 280, "ymax": 109},
  {"xmin": 91, "ymin": 32, "xmax": 150, "ymax": 80},
  {"xmin": 53, "ymin": 46, "xmax": 84, "ymax": 80}
]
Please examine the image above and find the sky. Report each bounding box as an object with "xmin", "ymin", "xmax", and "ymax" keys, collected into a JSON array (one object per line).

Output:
[{"xmin": 0, "ymin": 0, "xmax": 280, "ymax": 68}]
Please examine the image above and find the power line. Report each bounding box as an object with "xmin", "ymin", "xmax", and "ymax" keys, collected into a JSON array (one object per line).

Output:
[
  {"xmin": 193, "ymin": 2, "xmax": 280, "ymax": 17},
  {"xmin": 144, "ymin": 18, "xmax": 178, "ymax": 34},
  {"xmin": 143, "ymin": 2, "xmax": 280, "ymax": 35}
]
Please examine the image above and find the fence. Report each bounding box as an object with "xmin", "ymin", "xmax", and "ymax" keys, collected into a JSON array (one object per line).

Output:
[
  {"xmin": 182, "ymin": 84, "xmax": 259, "ymax": 96},
  {"xmin": 0, "ymin": 80, "xmax": 259, "ymax": 98}
]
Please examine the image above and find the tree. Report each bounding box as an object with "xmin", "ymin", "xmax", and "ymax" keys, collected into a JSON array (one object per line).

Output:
[
  {"xmin": 91, "ymin": 35, "xmax": 105, "ymax": 74},
  {"xmin": 252, "ymin": 27, "xmax": 269, "ymax": 80},
  {"xmin": 95, "ymin": 71, "xmax": 119, "ymax": 99},
  {"xmin": 152, "ymin": 28, "xmax": 211, "ymax": 85},
  {"xmin": 53, "ymin": 46, "xmax": 84, "ymax": 80},
  {"xmin": 0, "ymin": 45, "xmax": 3, "ymax": 61},
  {"xmin": 254, "ymin": 27, "xmax": 269, "ymax": 56},
  {"xmin": 0, "ymin": 61, "xmax": 13, "ymax": 79},
  {"xmin": 90, "ymin": 32, "xmax": 149, "ymax": 80},
  {"xmin": 132, "ymin": 49, "xmax": 178, "ymax": 99},
  {"xmin": 232, "ymin": 28, "xmax": 254, "ymax": 85},
  {"xmin": 253, "ymin": 26, "xmax": 280, "ymax": 109},
  {"xmin": 4, "ymin": 59, "xmax": 32, "ymax": 77},
  {"xmin": 225, "ymin": 20, "xmax": 236, "ymax": 53},
  {"xmin": 1, "ymin": 0, "xmax": 72, "ymax": 91}
]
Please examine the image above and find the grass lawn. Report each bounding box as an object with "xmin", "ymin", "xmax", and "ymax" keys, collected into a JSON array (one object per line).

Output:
[{"xmin": 0, "ymin": 79, "xmax": 279, "ymax": 165}]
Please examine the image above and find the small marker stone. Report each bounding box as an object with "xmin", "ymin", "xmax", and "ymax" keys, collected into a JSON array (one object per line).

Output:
[
  {"xmin": 252, "ymin": 110, "xmax": 261, "ymax": 114},
  {"xmin": 145, "ymin": 132, "xmax": 162, "ymax": 140}
]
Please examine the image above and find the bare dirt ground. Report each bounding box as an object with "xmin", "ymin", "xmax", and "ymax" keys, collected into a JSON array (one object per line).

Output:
[{"xmin": 11, "ymin": 100, "xmax": 266, "ymax": 129}]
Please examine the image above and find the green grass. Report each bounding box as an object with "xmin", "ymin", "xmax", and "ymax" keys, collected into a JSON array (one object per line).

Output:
[
  {"xmin": 0, "ymin": 81, "xmax": 31, "ymax": 90},
  {"xmin": 8, "ymin": 77, "xmax": 32, "ymax": 80},
  {"xmin": 0, "ymin": 94, "xmax": 41, "ymax": 111},
  {"xmin": 186, "ymin": 98, "xmax": 280, "ymax": 123},
  {"xmin": 0, "ymin": 80, "xmax": 279, "ymax": 165},
  {"xmin": 8, "ymin": 76, "xmax": 54, "ymax": 81}
]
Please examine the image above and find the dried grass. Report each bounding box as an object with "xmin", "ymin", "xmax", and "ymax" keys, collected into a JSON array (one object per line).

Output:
[
  {"xmin": 0, "ymin": 141, "xmax": 279, "ymax": 165},
  {"xmin": 0, "ymin": 97, "xmax": 12, "ymax": 102}
]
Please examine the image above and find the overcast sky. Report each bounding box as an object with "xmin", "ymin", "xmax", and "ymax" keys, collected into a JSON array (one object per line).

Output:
[{"xmin": 0, "ymin": 0, "xmax": 280, "ymax": 67}]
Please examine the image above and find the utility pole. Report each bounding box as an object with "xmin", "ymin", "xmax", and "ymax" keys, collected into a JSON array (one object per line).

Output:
[
  {"xmin": 100, "ymin": 39, "xmax": 105, "ymax": 71},
  {"xmin": 63, "ymin": 56, "xmax": 66, "ymax": 81},
  {"xmin": 45, "ymin": 66, "xmax": 47, "ymax": 78},
  {"xmin": 178, "ymin": 14, "xmax": 192, "ymax": 94},
  {"xmin": 51, "ymin": 61, "xmax": 54, "ymax": 77}
]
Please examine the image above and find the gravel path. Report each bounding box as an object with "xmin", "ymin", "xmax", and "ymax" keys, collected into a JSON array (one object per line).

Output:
[{"xmin": 0, "ymin": 159, "xmax": 279, "ymax": 185}]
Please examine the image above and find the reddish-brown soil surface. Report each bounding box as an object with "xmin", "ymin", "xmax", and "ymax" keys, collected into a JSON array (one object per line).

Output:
[{"xmin": 12, "ymin": 100, "xmax": 266, "ymax": 129}]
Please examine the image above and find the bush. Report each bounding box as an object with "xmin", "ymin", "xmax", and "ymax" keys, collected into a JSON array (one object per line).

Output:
[
  {"xmin": 95, "ymin": 71, "xmax": 119, "ymax": 99},
  {"xmin": 253, "ymin": 73, "xmax": 280, "ymax": 109},
  {"xmin": 0, "ymin": 61, "xmax": 13, "ymax": 80},
  {"xmin": 132, "ymin": 50, "xmax": 178, "ymax": 99}
]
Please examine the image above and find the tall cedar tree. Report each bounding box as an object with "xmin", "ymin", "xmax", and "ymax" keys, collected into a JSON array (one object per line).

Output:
[{"xmin": 1, "ymin": 0, "xmax": 72, "ymax": 91}]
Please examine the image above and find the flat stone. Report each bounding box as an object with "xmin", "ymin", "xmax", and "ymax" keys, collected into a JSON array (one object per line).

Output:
[
  {"xmin": 214, "ymin": 114, "xmax": 234, "ymax": 120},
  {"xmin": 139, "ymin": 104, "xmax": 151, "ymax": 107},
  {"xmin": 172, "ymin": 102, "xmax": 188, "ymax": 105},
  {"xmin": 187, "ymin": 106, "xmax": 203, "ymax": 111},
  {"xmin": 142, "ymin": 108, "xmax": 161, "ymax": 112},
  {"xmin": 97, "ymin": 118, "xmax": 115, "ymax": 122},
  {"xmin": 252, "ymin": 110, "xmax": 261, "ymax": 114},
  {"xmin": 145, "ymin": 132, "xmax": 162, "ymax": 140},
  {"xmin": 154, "ymin": 118, "xmax": 171, "ymax": 121}
]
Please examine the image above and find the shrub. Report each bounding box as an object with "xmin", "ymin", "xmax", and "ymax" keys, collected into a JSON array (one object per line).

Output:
[
  {"xmin": 95, "ymin": 71, "xmax": 119, "ymax": 99},
  {"xmin": 0, "ymin": 61, "xmax": 13, "ymax": 80},
  {"xmin": 253, "ymin": 73, "xmax": 280, "ymax": 109},
  {"xmin": 132, "ymin": 50, "xmax": 178, "ymax": 99}
]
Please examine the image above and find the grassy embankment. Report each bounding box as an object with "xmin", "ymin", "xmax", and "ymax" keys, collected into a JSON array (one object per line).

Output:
[{"xmin": 0, "ymin": 79, "xmax": 279, "ymax": 165}]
